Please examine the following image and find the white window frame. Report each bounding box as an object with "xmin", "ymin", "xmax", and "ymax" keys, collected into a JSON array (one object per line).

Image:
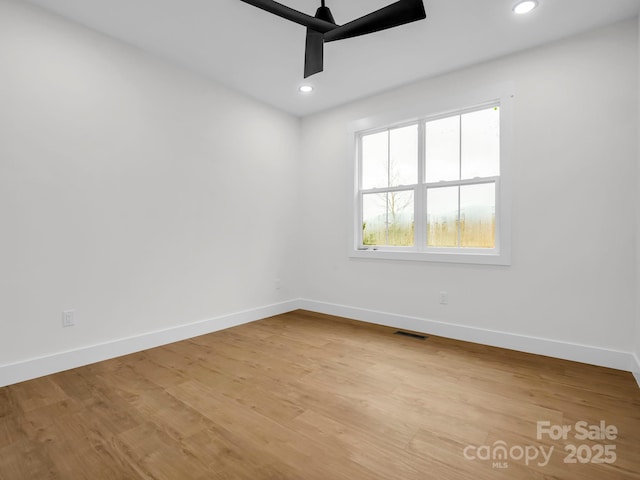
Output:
[{"xmin": 348, "ymin": 84, "xmax": 513, "ymax": 265}]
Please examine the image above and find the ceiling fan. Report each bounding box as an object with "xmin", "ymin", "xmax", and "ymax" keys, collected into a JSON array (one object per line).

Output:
[{"xmin": 239, "ymin": 0, "xmax": 427, "ymax": 78}]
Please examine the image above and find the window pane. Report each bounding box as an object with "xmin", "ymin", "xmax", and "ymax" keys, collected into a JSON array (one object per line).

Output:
[
  {"xmin": 389, "ymin": 124, "xmax": 418, "ymax": 187},
  {"xmin": 362, "ymin": 131, "xmax": 388, "ymax": 189},
  {"xmin": 460, "ymin": 183, "xmax": 496, "ymax": 248},
  {"xmin": 362, "ymin": 193, "xmax": 387, "ymax": 245},
  {"xmin": 426, "ymin": 115, "xmax": 460, "ymax": 182},
  {"xmin": 362, "ymin": 191, "xmax": 414, "ymax": 246},
  {"xmin": 461, "ymin": 107, "xmax": 500, "ymax": 179},
  {"xmin": 427, "ymin": 186, "xmax": 459, "ymax": 247},
  {"xmin": 388, "ymin": 190, "xmax": 414, "ymax": 246}
]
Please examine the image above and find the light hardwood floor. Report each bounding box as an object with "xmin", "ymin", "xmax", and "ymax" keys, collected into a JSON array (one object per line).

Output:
[{"xmin": 1, "ymin": 310, "xmax": 639, "ymax": 479}]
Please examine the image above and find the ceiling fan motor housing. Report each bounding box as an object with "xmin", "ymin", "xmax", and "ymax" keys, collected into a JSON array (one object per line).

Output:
[{"xmin": 315, "ymin": 6, "xmax": 336, "ymax": 25}]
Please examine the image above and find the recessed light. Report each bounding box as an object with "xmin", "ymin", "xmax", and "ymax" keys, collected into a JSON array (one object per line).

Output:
[
  {"xmin": 513, "ymin": 0, "xmax": 538, "ymax": 14},
  {"xmin": 299, "ymin": 85, "xmax": 314, "ymax": 93}
]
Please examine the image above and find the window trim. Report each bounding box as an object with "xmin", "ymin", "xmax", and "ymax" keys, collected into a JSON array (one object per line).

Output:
[{"xmin": 348, "ymin": 84, "xmax": 513, "ymax": 266}]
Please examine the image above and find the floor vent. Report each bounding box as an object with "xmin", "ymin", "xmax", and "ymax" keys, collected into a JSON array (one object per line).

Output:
[{"xmin": 394, "ymin": 331, "xmax": 427, "ymax": 340}]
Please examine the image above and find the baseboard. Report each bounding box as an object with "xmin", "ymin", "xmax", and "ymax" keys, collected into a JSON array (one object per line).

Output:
[
  {"xmin": 298, "ymin": 299, "xmax": 634, "ymax": 372},
  {"xmin": 632, "ymin": 353, "xmax": 640, "ymax": 389},
  {"xmin": 0, "ymin": 299, "xmax": 302, "ymax": 388},
  {"xmin": 2, "ymin": 298, "xmax": 636, "ymax": 389}
]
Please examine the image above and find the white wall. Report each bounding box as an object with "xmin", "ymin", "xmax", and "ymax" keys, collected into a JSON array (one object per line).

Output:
[
  {"xmin": 300, "ymin": 19, "xmax": 638, "ymax": 356},
  {"xmin": 0, "ymin": 0, "xmax": 301, "ymax": 367},
  {"xmin": 2, "ymin": 0, "xmax": 638, "ymax": 384},
  {"xmin": 635, "ymin": 14, "xmax": 640, "ymax": 384}
]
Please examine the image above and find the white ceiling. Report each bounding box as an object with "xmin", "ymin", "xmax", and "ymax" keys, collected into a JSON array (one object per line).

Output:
[{"xmin": 26, "ymin": 0, "xmax": 640, "ymax": 116}]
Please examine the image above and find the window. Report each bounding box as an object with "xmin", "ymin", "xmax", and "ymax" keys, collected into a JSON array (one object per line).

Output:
[{"xmin": 351, "ymin": 95, "xmax": 512, "ymax": 265}]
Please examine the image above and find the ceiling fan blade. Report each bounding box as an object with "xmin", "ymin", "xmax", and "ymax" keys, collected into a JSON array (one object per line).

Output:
[
  {"xmin": 304, "ymin": 29, "xmax": 324, "ymax": 78},
  {"xmin": 323, "ymin": 0, "xmax": 426, "ymax": 42},
  {"xmin": 239, "ymin": 0, "xmax": 337, "ymax": 33}
]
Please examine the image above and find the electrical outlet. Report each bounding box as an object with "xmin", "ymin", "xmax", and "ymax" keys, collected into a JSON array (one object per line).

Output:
[
  {"xmin": 62, "ymin": 309, "xmax": 75, "ymax": 327},
  {"xmin": 439, "ymin": 291, "xmax": 448, "ymax": 305}
]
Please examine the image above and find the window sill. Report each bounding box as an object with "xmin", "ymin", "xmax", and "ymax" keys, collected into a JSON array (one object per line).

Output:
[{"xmin": 349, "ymin": 248, "xmax": 511, "ymax": 266}]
